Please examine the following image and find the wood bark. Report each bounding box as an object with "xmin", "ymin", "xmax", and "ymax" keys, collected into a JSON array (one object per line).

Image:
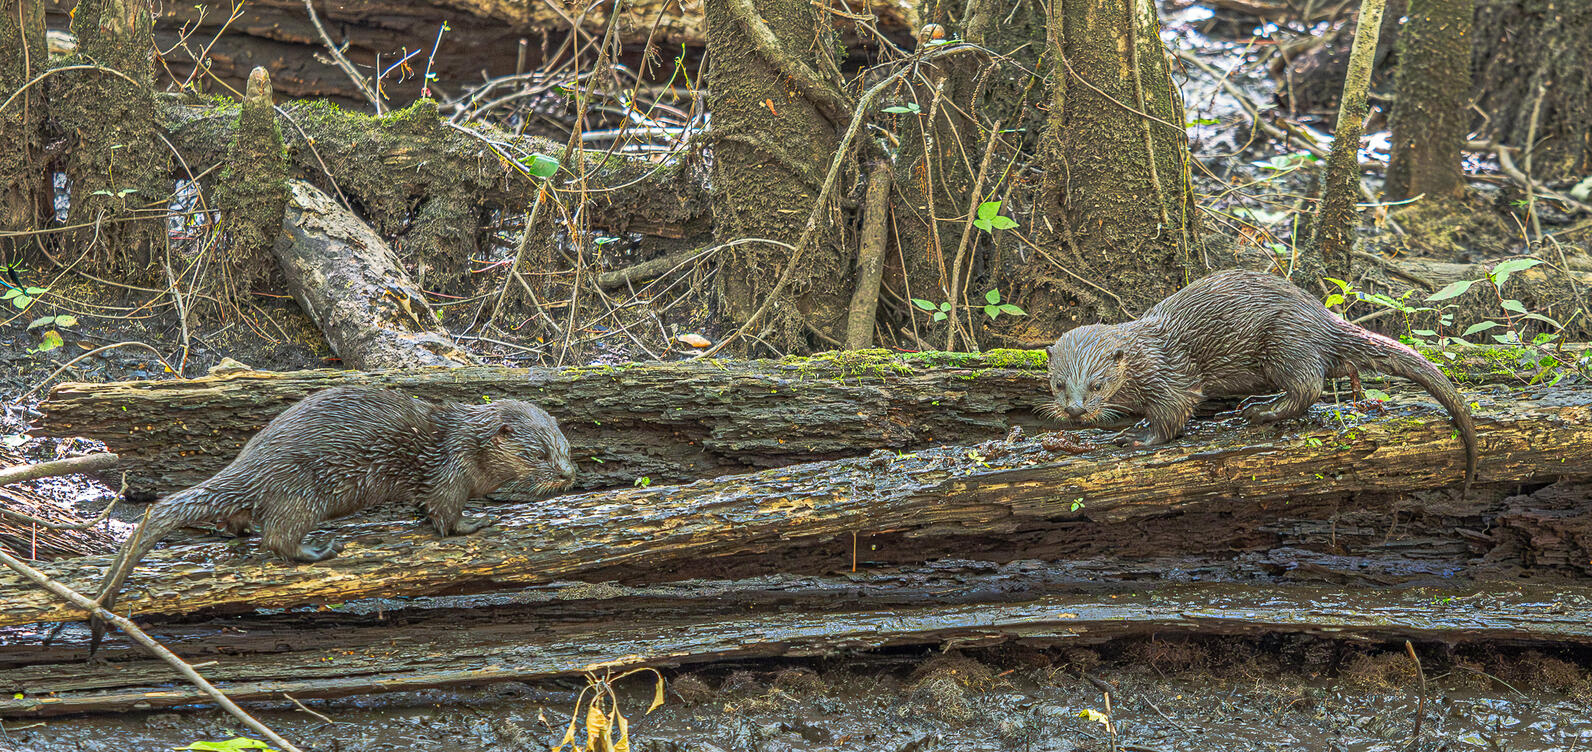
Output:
[
  {"xmin": 274, "ymin": 179, "xmax": 476, "ymax": 370},
  {"xmin": 37, "ymin": 348, "xmax": 1541, "ymax": 498},
  {"xmin": 6, "ymin": 381, "xmax": 1590, "ymax": 628},
  {"xmin": 1312, "ymin": 0, "xmax": 1386, "ymax": 282},
  {"xmin": 41, "ymin": 0, "xmax": 919, "ymax": 108},
  {"xmin": 0, "ymin": 0, "xmax": 46, "ymax": 261},
  {"xmin": 1385, "ymin": 0, "xmax": 1473, "ymax": 201},
  {"xmin": 5, "ymin": 572, "xmax": 1590, "ymax": 717},
  {"xmin": 1033, "ymin": 0, "xmax": 1198, "ymax": 320}
]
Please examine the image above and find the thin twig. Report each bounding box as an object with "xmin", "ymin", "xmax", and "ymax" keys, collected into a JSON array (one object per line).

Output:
[
  {"xmin": 11, "ymin": 342, "xmax": 183, "ymax": 404},
  {"xmin": 0, "ymin": 453, "xmax": 120, "ymax": 487},
  {"xmin": 301, "ymin": 0, "xmax": 380, "ymax": 112},
  {"xmin": 1405, "ymin": 640, "xmax": 1426, "ymax": 749}
]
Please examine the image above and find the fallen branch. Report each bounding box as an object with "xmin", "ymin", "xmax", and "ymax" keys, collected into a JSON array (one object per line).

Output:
[
  {"xmin": 5, "ymin": 382, "xmax": 1589, "ymax": 627},
  {"xmin": 0, "ymin": 453, "xmax": 119, "ymax": 487}
]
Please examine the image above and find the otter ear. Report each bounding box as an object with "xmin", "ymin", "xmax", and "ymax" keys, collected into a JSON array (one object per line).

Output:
[
  {"xmin": 1111, "ymin": 348, "xmax": 1126, "ymax": 362},
  {"xmin": 497, "ymin": 422, "xmax": 515, "ymax": 437}
]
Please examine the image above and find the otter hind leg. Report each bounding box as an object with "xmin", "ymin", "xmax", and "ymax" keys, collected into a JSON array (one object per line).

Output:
[
  {"xmin": 1245, "ymin": 359, "xmax": 1328, "ymax": 424},
  {"xmin": 258, "ymin": 507, "xmax": 342, "ymax": 563}
]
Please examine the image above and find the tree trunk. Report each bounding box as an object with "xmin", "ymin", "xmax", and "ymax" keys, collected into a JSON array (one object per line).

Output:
[
  {"xmin": 0, "ymin": 0, "xmax": 47, "ymax": 264},
  {"xmin": 889, "ymin": 0, "xmax": 1049, "ymax": 349},
  {"xmin": 1311, "ymin": 0, "xmax": 1387, "ymax": 283},
  {"xmin": 7, "ymin": 382, "xmax": 1587, "ymax": 628},
  {"xmin": 1031, "ymin": 0, "xmax": 1199, "ymax": 323},
  {"xmin": 1385, "ymin": 0, "xmax": 1473, "ymax": 202},
  {"xmin": 704, "ymin": 0, "xmax": 851, "ymax": 352},
  {"xmin": 1472, "ymin": 0, "xmax": 1592, "ymax": 181},
  {"xmin": 209, "ymin": 67, "xmax": 289, "ymax": 317},
  {"xmin": 55, "ymin": 0, "xmax": 170, "ymax": 276},
  {"xmin": 273, "ymin": 180, "xmax": 477, "ymax": 370}
]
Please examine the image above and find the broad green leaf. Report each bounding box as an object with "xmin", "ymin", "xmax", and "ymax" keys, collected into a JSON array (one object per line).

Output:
[
  {"xmin": 1411, "ymin": 329, "xmax": 1437, "ymax": 337},
  {"xmin": 985, "ymin": 304, "xmax": 999, "ymax": 320},
  {"xmin": 938, "ymin": 302, "xmax": 951, "ymax": 311},
  {"xmin": 1323, "ymin": 293, "xmax": 1344, "ymax": 308},
  {"xmin": 1462, "ymin": 321, "xmax": 1501, "ymax": 336},
  {"xmin": 1, "ymin": 288, "xmax": 20, "ymax": 300},
  {"xmin": 23, "ymin": 286, "xmax": 46, "ymax": 295},
  {"xmin": 1489, "ymin": 258, "xmax": 1541, "ymax": 285},
  {"xmin": 977, "ymin": 201, "xmax": 1002, "ymax": 221},
  {"xmin": 1500, "ymin": 299, "xmax": 1527, "ymax": 314},
  {"xmin": 1364, "ymin": 389, "xmax": 1392, "ymax": 402},
  {"xmin": 174, "ymin": 738, "xmax": 275, "ymax": 752},
  {"xmin": 10, "ymin": 295, "xmax": 30, "ymax": 309},
  {"xmin": 985, "ymin": 289, "xmax": 1000, "ymax": 305},
  {"xmin": 1424, "ymin": 279, "xmax": 1475, "ymax": 302},
  {"xmin": 910, "ymin": 298, "xmax": 937, "ymax": 312},
  {"xmin": 1323, "ymin": 277, "xmax": 1351, "ymax": 292},
  {"xmin": 998, "ymin": 303, "xmax": 1025, "ymax": 316},
  {"xmin": 973, "ymin": 217, "xmax": 992, "ymax": 232},
  {"xmin": 526, "ymin": 154, "xmax": 559, "ymax": 179},
  {"xmin": 988, "ymin": 215, "xmax": 1018, "ymax": 230},
  {"xmin": 26, "ymin": 316, "xmax": 53, "ymax": 330},
  {"xmin": 932, "ymin": 311, "xmax": 947, "ymax": 322},
  {"xmin": 55, "ymin": 314, "xmax": 78, "ymax": 327},
  {"xmin": 1188, "ymin": 117, "xmax": 1220, "ymax": 126}
]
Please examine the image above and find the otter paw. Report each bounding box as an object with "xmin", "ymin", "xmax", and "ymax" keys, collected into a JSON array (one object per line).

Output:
[
  {"xmin": 294, "ymin": 541, "xmax": 343, "ymax": 563},
  {"xmin": 450, "ymin": 515, "xmax": 496, "ymax": 536}
]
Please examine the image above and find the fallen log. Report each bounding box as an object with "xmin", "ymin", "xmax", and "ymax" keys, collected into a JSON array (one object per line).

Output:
[
  {"xmin": 37, "ymin": 346, "xmax": 1554, "ymax": 497},
  {"xmin": 3, "ymin": 574, "xmax": 1589, "ymax": 717},
  {"xmin": 273, "ymin": 179, "xmax": 475, "ymax": 370},
  {"xmin": 5, "ymin": 382, "xmax": 1589, "ymax": 628}
]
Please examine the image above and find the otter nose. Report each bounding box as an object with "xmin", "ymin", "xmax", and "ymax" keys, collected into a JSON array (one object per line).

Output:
[
  {"xmin": 560, "ymin": 463, "xmax": 577, "ymax": 482},
  {"xmin": 1064, "ymin": 405, "xmax": 1085, "ymax": 419}
]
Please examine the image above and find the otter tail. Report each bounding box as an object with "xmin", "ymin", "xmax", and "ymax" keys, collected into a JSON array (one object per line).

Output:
[
  {"xmin": 1339, "ymin": 329, "xmax": 1477, "ymax": 495},
  {"xmin": 89, "ymin": 487, "xmax": 234, "ymax": 656}
]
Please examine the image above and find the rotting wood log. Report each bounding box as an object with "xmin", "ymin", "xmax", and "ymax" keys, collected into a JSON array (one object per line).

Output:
[
  {"xmin": 3, "ymin": 575, "xmax": 1589, "ymax": 717},
  {"xmin": 37, "ymin": 347, "xmax": 1558, "ymax": 498},
  {"xmin": 6, "ymin": 382, "xmax": 1591, "ymax": 628},
  {"xmin": 274, "ymin": 179, "xmax": 476, "ymax": 370}
]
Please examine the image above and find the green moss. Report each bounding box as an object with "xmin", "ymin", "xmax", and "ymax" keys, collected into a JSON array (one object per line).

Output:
[{"xmin": 786, "ymin": 349, "xmax": 1047, "ymax": 380}]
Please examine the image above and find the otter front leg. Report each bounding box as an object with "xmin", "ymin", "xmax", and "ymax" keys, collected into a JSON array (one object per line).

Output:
[
  {"xmin": 424, "ymin": 490, "xmax": 495, "ymax": 537},
  {"xmin": 1112, "ymin": 391, "xmax": 1199, "ymax": 447}
]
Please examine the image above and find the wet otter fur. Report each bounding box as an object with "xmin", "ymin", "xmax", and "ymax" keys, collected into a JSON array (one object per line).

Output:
[
  {"xmin": 1044, "ymin": 269, "xmax": 1477, "ymax": 490},
  {"xmin": 89, "ymin": 386, "xmax": 576, "ymax": 654}
]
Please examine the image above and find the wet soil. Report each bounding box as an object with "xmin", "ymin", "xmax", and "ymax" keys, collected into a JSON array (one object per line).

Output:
[{"xmin": 5, "ymin": 640, "xmax": 1592, "ymax": 751}]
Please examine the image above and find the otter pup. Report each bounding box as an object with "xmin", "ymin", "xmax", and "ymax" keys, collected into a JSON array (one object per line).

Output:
[
  {"xmin": 90, "ymin": 386, "xmax": 576, "ymax": 654},
  {"xmin": 1044, "ymin": 269, "xmax": 1477, "ymax": 490}
]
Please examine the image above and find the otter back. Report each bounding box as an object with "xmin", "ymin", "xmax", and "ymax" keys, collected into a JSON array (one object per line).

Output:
[{"xmin": 1044, "ymin": 269, "xmax": 1477, "ymax": 491}]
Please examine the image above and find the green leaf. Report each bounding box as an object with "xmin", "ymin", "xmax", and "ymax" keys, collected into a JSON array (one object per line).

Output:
[
  {"xmin": 1411, "ymin": 329, "xmax": 1437, "ymax": 337},
  {"xmin": 34, "ymin": 330, "xmax": 62, "ymax": 352},
  {"xmin": 26, "ymin": 316, "xmax": 53, "ymax": 330},
  {"xmin": 985, "ymin": 289, "xmax": 1000, "ymax": 305},
  {"xmin": 1533, "ymin": 331, "xmax": 1560, "ymax": 345},
  {"xmin": 938, "ymin": 302, "xmax": 951, "ymax": 311},
  {"xmin": 1188, "ymin": 117, "xmax": 1220, "ymax": 126},
  {"xmin": 932, "ymin": 311, "xmax": 947, "ymax": 322},
  {"xmin": 55, "ymin": 314, "xmax": 78, "ymax": 327},
  {"xmin": 1489, "ymin": 258, "xmax": 1541, "ymax": 287},
  {"xmin": 526, "ymin": 154, "xmax": 559, "ymax": 179},
  {"xmin": 984, "ymin": 304, "xmax": 999, "ymax": 319},
  {"xmin": 1522, "ymin": 312, "xmax": 1563, "ymax": 328},
  {"xmin": 988, "ymin": 215, "xmax": 1018, "ymax": 230},
  {"xmin": 1363, "ymin": 389, "xmax": 1392, "ymax": 402},
  {"xmin": 977, "ymin": 201, "xmax": 1002, "ymax": 221},
  {"xmin": 174, "ymin": 739, "xmax": 275, "ymax": 752},
  {"xmin": 882, "ymin": 103, "xmax": 921, "ymax": 114},
  {"xmin": 1462, "ymin": 321, "xmax": 1501, "ymax": 336},
  {"xmin": 1424, "ymin": 279, "xmax": 1475, "ymax": 302},
  {"xmin": 1323, "ymin": 294, "xmax": 1344, "ymax": 308},
  {"xmin": 1323, "ymin": 277, "xmax": 1351, "ymax": 293},
  {"xmin": 998, "ymin": 303, "xmax": 1025, "ymax": 316},
  {"xmin": 1, "ymin": 288, "xmax": 20, "ymax": 300},
  {"xmin": 910, "ymin": 298, "xmax": 938, "ymax": 312},
  {"xmin": 10, "ymin": 295, "xmax": 30, "ymax": 309},
  {"xmin": 23, "ymin": 286, "xmax": 46, "ymax": 295},
  {"xmin": 1500, "ymin": 299, "xmax": 1528, "ymax": 314},
  {"xmin": 973, "ymin": 217, "xmax": 993, "ymax": 232}
]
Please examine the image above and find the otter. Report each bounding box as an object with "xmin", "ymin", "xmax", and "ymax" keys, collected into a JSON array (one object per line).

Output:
[
  {"xmin": 1044, "ymin": 269, "xmax": 1477, "ymax": 490},
  {"xmin": 89, "ymin": 386, "xmax": 576, "ymax": 654}
]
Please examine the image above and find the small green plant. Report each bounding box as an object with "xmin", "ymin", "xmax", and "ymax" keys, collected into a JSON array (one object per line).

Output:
[
  {"xmin": 174, "ymin": 738, "xmax": 276, "ymax": 752},
  {"xmin": 26, "ymin": 312, "xmax": 72, "ymax": 354},
  {"xmin": 980, "ymin": 289, "xmax": 1026, "ymax": 320},
  {"xmin": 2, "ymin": 285, "xmax": 47, "ymax": 310},
  {"xmin": 973, "ymin": 200, "xmax": 1018, "ymax": 233},
  {"xmin": 882, "ymin": 102, "xmax": 922, "ymax": 114},
  {"xmin": 912, "ymin": 297, "xmax": 953, "ymax": 322},
  {"xmin": 1070, "ymin": 498, "xmax": 1085, "ymax": 512},
  {"xmin": 633, "ymin": 476, "xmax": 651, "ymax": 488}
]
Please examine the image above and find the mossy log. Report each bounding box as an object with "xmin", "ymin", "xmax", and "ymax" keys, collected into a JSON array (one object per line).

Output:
[
  {"xmin": 4, "ymin": 571, "xmax": 1590, "ymax": 717},
  {"xmin": 274, "ymin": 179, "xmax": 475, "ymax": 370},
  {"xmin": 6, "ymin": 382, "xmax": 1591, "ymax": 628},
  {"xmin": 37, "ymin": 347, "xmax": 1551, "ymax": 499}
]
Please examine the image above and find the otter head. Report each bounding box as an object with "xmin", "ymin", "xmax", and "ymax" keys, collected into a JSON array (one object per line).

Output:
[
  {"xmin": 484, "ymin": 400, "xmax": 577, "ymax": 493},
  {"xmin": 1044, "ymin": 324, "xmax": 1132, "ymax": 424}
]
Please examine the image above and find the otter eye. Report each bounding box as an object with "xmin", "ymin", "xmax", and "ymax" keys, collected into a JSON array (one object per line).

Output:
[{"xmin": 1089, "ymin": 380, "xmax": 1103, "ymax": 392}]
